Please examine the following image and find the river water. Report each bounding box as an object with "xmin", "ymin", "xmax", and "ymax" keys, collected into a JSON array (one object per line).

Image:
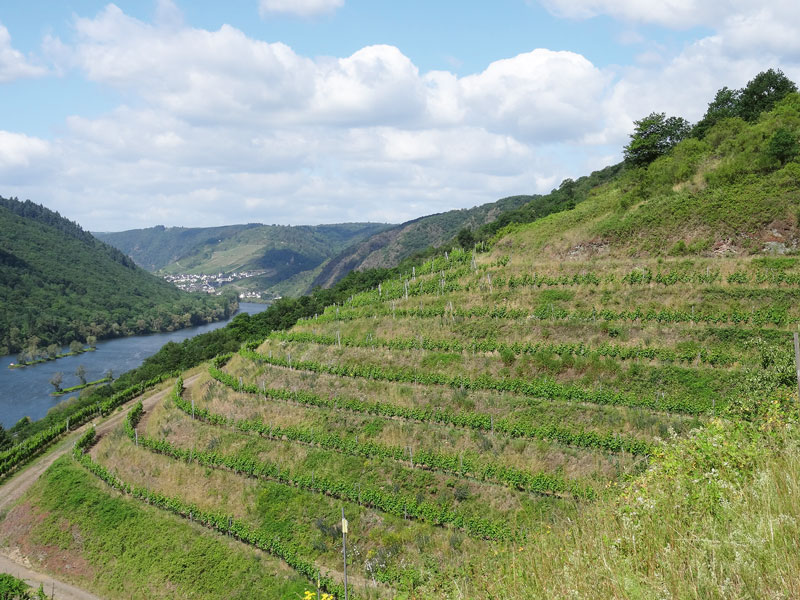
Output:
[{"xmin": 0, "ymin": 302, "xmax": 267, "ymax": 428}]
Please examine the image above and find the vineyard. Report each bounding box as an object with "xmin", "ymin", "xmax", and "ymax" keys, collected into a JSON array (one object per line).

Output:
[{"xmin": 1, "ymin": 244, "xmax": 784, "ymax": 599}]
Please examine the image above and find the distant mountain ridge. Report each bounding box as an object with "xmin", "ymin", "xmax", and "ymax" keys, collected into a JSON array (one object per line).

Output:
[
  {"xmin": 0, "ymin": 197, "xmax": 235, "ymax": 355},
  {"xmin": 311, "ymin": 195, "xmax": 533, "ymax": 289},
  {"xmin": 95, "ymin": 222, "xmax": 391, "ymax": 297}
]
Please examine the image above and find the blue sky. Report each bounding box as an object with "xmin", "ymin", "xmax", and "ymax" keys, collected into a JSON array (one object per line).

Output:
[{"xmin": 0, "ymin": 1, "xmax": 798, "ymax": 230}]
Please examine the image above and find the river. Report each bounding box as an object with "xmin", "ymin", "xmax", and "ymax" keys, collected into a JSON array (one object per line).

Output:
[{"xmin": 0, "ymin": 302, "xmax": 267, "ymax": 428}]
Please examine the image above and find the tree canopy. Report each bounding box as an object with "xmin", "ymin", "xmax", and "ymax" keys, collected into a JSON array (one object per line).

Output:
[{"xmin": 623, "ymin": 112, "xmax": 691, "ymax": 166}]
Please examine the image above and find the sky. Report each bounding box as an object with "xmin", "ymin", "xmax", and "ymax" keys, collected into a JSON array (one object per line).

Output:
[{"xmin": 1, "ymin": 1, "xmax": 799, "ymax": 231}]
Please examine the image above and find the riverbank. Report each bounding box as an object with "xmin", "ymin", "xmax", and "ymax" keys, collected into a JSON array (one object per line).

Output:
[
  {"xmin": 0, "ymin": 303, "xmax": 267, "ymax": 428},
  {"xmin": 50, "ymin": 377, "xmax": 111, "ymax": 397},
  {"xmin": 8, "ymin": 347, "xmax": 95, "ymax": 370}
]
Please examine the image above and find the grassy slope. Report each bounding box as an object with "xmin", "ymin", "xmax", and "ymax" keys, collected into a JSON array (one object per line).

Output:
[
  {"xmin": 0, "ymin": 456, "xmax": 308, "ymax": 599},
  {"xmin": 494, "ymin": 95, "xmax": 800, "ymax": 260}
]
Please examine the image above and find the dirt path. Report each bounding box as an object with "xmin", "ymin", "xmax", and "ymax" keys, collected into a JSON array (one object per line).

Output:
[
  {"xmin": 0, "ymin": 552, "xmax": 103, "ymax": 600},
  {"xmin": 0, "ymin": 377, "xmax": 197, "ymax": 599},
  {"xmin": 0, "ymin": 379, "xmax": 195, "ymax": 513}
]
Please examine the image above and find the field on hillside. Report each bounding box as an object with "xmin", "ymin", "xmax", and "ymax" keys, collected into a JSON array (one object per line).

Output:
[{"xmin": 9, "ymin": 244, "xmax": 794, "ymax": 599}]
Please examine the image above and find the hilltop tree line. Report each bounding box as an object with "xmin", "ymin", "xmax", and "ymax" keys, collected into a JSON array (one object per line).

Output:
[{"xmin": 624, "ymin": 69, "xmax": 798, "ymax": 167}]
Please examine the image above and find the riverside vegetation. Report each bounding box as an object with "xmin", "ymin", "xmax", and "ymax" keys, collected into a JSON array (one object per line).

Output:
[{"xmin": 2, "ymin": 71, "xmax": 800, "ymax": 599}]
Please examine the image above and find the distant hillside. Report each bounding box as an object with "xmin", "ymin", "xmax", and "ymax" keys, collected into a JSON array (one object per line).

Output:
[
  {"xmin": 95, "ymin": 222, "xmax": 390, "ymax": 297},
  {"xmin": 311, "ymin": 195, "xmax": 531, "ymax": 289},
  {"xmin": 0, "ymin": 197, "xmax": 236, "ymax": 356}
]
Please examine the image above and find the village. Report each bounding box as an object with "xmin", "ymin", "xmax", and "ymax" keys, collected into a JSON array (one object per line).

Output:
[{"xmin": 162, "ymin": 270, "xmax": 272, "ymax": 301}]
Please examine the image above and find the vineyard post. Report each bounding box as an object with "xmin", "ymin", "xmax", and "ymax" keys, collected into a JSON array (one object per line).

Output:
[
  {"xmin": 794, "ymin": 332, "xmax": 800, "ymax": 404},
  {"xmin": 66, "ymin": 417, "xmax": 69, "ymax": 431},
  {"xmin": 191, "ymin": 398, "xmax": 195, "ymax": 420},
  {"xmin": 341, "ymin": 507, "xmax": 349, "ymax": 600}
]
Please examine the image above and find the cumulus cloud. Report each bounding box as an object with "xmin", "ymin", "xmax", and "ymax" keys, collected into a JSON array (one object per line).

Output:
[
  {"xmin": 0, "ymin": 23, "xmax": 46, "ymax": 82},
  {"xmin": 6, "ymin": 2, "xmax": 800, "ymax": 231},
  {"xmin": 259, "ymin": 0, "xmax": 344, "ymax": 18}
]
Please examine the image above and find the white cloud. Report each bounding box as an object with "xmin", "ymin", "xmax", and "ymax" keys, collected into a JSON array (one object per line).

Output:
[
  {"xmin": 539, "ymin": 0, "xmax": 745, "ymax": 29},
  {"xmin": 459, "ymin": 50, "xmax": 610, "ymax": 142},
  {"xmin": 0, "ymin": 23, "xmax": 46, "ymax": 82},
  {"xmin": 259, "ymin": 0, "xmax": 344, "ymax": 18},
  {"xmin": 7, "ymin": 2, "xmax": 800, "ymax": 231},
  {"xmin": 0, "ymin": 131, "xmax": 50, "ymax": 168}
]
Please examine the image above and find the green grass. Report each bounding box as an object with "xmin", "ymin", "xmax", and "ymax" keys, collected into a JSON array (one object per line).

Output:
[{"xmin": 4, "ymin": 457, "xmax": 308, "ymax": 600}]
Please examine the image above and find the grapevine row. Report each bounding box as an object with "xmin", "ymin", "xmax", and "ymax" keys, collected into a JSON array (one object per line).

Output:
[
  {"xmin": 271, "ymin": 330, "xmax": 733, "ymax": 367},
  {"xmin": 241, "ymin": 347, "xmax": 710, "ymax": 415},
  {"xmin": 210, "ymin": 364, "xmax": 653, "ymax": 457},
  {"xmin": 307, "ymin": 301, "xmax": 794, "ymax": 329},
  {"xmin": 72, "ymin": 419, "xmax": 354, "ymax": 600},
  {"xmin": 174, "ymin": 378, "xmax": 598, "ymax": 499},
  {"xmin": 126, "ymin": 398, "xmax": 515, "ymax": 540},
  {"xmin": 0, "ymin": 371, "xmax": 177, "ymax": 481}
]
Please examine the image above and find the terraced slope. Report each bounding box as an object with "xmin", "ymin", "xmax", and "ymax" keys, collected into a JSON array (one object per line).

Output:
[{"xmin": 20, "ymin": 241, "xmax": 792, "ymax": 599}]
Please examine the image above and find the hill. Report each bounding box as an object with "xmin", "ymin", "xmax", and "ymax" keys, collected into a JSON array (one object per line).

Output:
[
  {"xmin": 95, "ymin": 222, "xmax": 390, "ymax": 297},
  {"xmin": 311, "ymin": 194, "xmax": 532, "ymax": 289},
  {"xmin": 4, "ymin": 79, "xmax": 800, "ymax": 599},
  {"xmin": 0, "ymin": 197, "xmax": 236, "ymax": 356}
]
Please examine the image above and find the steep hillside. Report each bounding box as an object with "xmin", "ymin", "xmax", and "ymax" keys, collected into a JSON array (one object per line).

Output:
[
  {"xmin": 311, "ymin": 194, "xmax": 531, "ymax": 289},
  {"xmin": 0, "ymin": 197, "xmax": 236, "ymax": 356},
  {"xmin": 494, "ymin": 94, "xmax": 800, "ymax": 261},
  {"xmin": 96, "ymin": 222, "xmax": 390, "ymax": 297}
]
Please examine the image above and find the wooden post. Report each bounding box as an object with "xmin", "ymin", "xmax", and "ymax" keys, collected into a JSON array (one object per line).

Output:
[
  {"xmin": 341, "ymin": 507, "xmax": 349, "ymax": 600},
  {"xmin": 794, "ymin": 332, "xmax": 800, "ymax": 403},
  {"xmin": 191, "ymin": 397, "xmax": 195, "ymax": 420}
]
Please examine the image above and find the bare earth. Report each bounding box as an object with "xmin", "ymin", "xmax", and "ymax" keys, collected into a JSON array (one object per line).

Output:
[{"xmin": 0, "ymin": 378, "xmax": 196, "ymax": 600}]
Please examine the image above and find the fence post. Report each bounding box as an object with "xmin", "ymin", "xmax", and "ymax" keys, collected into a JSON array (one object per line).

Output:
[{"xmin": 794, "ymin": 332, "xmax": 800, "ymax": 404}]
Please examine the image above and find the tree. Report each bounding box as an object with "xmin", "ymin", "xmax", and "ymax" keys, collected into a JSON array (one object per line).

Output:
[
  {"xmin": 49, "ymin": 371, "xmax": 63, "ymax": 392},
  {"xmin": 0, "ymin": 424, "xmax": 11, "ymax": 451},
  {"xmin": 624, "ymin": 112, "xmax": 691, "ymax": 166},
  {"xmin": 738, "ymin": 68, "xmax": 797, "ymax": 122},
  {"xmin": 86, "ymin": 335, "xmax": 97, "ymax": 348},
  {"xmin": 693, "ymin": 86, "xmax": 741, "ymax": 138},
  {"xmin": 767, "ymin": 127, "xmax": 800, "ymax": 166},
  {"xmin": 46, "ymin": 343, "xmax": 59, "ymax": 359},
  {"xmin": 105, "ymin": 368, "xmax": 114, "ymax": 380},
  {"xmin": 456, "ymin": 228, "xmax": 475, "ymax": 249},
  {"xmin": 75, "ymin": 364, "xmax": 87, "ymax": 385}
]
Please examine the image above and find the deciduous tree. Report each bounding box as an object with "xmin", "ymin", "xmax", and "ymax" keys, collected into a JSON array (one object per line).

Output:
[{"xmin": 624, "ymin": 112, "xmax": 691, "ymax": 166}]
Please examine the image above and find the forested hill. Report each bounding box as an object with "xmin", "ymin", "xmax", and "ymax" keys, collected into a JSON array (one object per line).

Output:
[
  {"xmin": 94, "ymin": 222, "xmax": 389, "ymax": 274},
  {"xmin": 310, "ymin": 194, "xmax": 532, "ymax": 289},
  {"xmin": 0, "ymin": 197, "xmax": 237, "ymax": 356}
]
